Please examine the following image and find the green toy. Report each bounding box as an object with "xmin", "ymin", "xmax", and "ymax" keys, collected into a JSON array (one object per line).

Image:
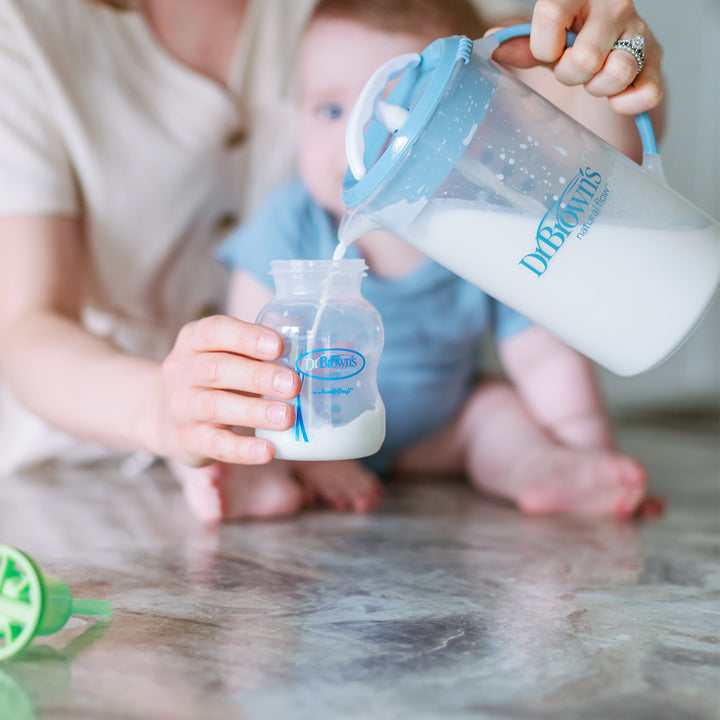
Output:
[{"xmin": 0, "ymin": 545, "xmax": 112, "ymax": 661}]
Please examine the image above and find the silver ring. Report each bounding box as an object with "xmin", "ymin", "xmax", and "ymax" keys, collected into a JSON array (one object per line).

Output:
[{"xmin": 611, "ymin": 34, "xmax": 645, "ymax": 75}]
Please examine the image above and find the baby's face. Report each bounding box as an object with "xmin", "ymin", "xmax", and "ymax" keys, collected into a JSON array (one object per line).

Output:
[{"xmin": 298, "ymin": 17, "xmax": 431, "ymax": 219}]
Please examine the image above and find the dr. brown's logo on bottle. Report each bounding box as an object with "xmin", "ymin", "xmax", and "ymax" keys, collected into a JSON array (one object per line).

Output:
[{"xmin": 297, "ymin": 348, "xmax": 366, "ymax": 380}]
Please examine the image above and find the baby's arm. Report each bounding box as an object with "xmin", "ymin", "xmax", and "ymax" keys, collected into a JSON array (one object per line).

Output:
[
  {"xmin": 498, "ymin": 324, "xmax": 613, "ymax": 450},
  {"xmin": 226, "ymin": 269, "xmax": 274, "ymax": 323}
]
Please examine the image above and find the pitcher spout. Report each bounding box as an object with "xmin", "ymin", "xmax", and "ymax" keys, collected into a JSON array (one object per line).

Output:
[{"xmin": 338, "ymin": 210, "xmax": 380, "ymax": 248}]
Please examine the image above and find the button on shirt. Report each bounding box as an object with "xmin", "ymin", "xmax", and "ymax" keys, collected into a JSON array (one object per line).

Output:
[
  {"xmin": 214, "ymin": 212, "xmax": 241, "ymax": 236},
  {"xmin": 225, "ymin": 127, "xmax": 249, "ymax": 149}
]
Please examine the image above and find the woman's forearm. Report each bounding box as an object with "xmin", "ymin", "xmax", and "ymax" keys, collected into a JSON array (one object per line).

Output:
[{"xmin": 0, "ymin": 308, "xmax": 162, "ymax": 453}]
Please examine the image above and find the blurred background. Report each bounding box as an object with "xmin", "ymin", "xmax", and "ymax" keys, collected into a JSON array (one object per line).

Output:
[{"xmin": 512, "ymin": 0, "xmax": 720, "ymax": 414}]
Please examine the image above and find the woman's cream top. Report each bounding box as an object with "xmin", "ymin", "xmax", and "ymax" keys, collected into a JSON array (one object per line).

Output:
[
  {"xmin": 0, "ymin": 0, "xmax": 321, "ymax": 472},
  {"xmin": 0, "ymin": 0, "xmax": 523, "ymax": 474}
]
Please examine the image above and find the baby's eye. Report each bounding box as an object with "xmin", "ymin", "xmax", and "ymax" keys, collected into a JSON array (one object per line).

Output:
[{"xmin": 318, "ymin": 103, "xmax": 343, "ymax": 120}]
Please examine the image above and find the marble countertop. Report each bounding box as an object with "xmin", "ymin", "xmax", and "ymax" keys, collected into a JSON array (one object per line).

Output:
[{"xmin": 1, "ymin": 417, "xmax": 718, "ymax": 720}]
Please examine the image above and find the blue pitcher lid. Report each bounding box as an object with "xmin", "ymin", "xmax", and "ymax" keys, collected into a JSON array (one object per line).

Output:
[{"xmin": 342, "ymin": 35, "xmax": 498, "ymax": 211}]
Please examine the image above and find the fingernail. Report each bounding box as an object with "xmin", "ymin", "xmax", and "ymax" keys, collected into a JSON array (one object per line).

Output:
[
  {"xmin": 257, "ymin": 332, "xmax": 280, "ymax": 355},
  {"xmin": 250, "ymin": 440, "xmax": 271, "ymax": 462},
  {"xmin": 267, "ymin": 403, "xmax": 288, "ymax": 426},
  {"xmin": 272, "ymin": 370, "xmax": 295, "ymax": 394}
]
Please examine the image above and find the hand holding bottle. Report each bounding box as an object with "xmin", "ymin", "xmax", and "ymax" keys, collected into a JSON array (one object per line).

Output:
[{"xmin": 156, "ymin": 315, "xmax": 301, "ymax": 467}]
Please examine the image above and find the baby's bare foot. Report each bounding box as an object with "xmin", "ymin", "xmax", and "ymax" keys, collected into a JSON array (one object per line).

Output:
[
  {"xmin": 291, "ymin": 460, "xmax": 384, "ymax": 513},
  {"xmin": 169, "ymin": 460, "xmax": 303, "ymax": 523},
  {"xmin": 508, "ymin": 448, "xmax": 648, "ymax": 517}
]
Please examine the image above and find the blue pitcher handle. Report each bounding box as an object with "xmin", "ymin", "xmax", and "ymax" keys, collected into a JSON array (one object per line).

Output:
[{"xmin": 489, "ymin": 23, "xmax": 661, "ymax": 170}]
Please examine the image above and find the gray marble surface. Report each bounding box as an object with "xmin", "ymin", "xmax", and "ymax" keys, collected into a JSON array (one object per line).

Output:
[{"xmin": 1, "ymin": 417, "xmax": 718, "ymax": 720}]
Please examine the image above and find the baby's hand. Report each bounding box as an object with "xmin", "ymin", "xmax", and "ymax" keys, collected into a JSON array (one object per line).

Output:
[{"xmin": 155, "ymin": 315, "xmax": 301, "ymax": 467}]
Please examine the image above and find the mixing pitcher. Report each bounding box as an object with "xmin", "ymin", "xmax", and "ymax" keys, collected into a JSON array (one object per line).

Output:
[{"xmin": 340, "ymin": 25, "xmax": 720, "ymax": 376}]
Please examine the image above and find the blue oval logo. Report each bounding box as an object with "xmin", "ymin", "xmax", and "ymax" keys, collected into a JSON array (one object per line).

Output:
[{"xmin": 296, "ymin": 348, "xmax": 365, "ymax": 380}]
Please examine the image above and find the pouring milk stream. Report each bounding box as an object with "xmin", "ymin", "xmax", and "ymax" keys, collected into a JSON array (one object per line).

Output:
[{"xmin": 338, "ymin": 26, "xmax": 720, "ymax": 377}]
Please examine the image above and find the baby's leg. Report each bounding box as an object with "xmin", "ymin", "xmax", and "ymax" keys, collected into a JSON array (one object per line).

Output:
[
  {"xmin": 291, "ymin": 460, "xmax": 384, "ymax": 514},
  {"xmin": 168, "ymin": 459, "xmax": 304, "ymax": 523},
  {"xmin": 395, "ymin": 381, "xmax": 648, "ymax": 517}
]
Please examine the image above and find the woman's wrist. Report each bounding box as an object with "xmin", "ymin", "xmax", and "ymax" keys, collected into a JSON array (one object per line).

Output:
[{"xmin": 131, "ymin": 357, "xmax": 172, "ymax": 459}]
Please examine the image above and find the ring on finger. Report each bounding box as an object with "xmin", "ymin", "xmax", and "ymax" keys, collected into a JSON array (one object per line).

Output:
[{"xmin": 611, "ymin": 33, "xmax": 645, "ymax": 75}]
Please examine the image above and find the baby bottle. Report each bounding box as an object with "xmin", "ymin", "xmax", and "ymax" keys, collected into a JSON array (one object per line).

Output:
[{"xmin": 255, "ymin": 259, "xmax": 385, "ymax": 461}]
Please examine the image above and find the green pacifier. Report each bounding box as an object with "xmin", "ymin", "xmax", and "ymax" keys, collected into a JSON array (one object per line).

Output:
[{"xmin": 0, "ymin": 545, "xmax": 112, "ymax": 661}]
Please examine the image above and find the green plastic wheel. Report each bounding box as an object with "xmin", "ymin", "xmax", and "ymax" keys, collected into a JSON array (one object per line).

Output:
[{"xmin": 0, "ymin": 547, "xmax": 45, "ymax": 662}]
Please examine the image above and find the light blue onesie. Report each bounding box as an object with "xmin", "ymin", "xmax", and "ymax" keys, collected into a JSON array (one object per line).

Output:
[{"xmin": 217, "ymin": 179, "xmax": 532, "ymax": 473}]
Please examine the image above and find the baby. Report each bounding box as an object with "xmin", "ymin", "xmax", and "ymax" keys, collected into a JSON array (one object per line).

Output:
[{"xmin": 178, "ymin": 0, "xmax": 654, "ymax": 521}]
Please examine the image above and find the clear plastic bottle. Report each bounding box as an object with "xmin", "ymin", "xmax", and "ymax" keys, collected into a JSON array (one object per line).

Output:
[{"xmin": 255, "ymin": 259, "xmax": 385, "ymax": 461}]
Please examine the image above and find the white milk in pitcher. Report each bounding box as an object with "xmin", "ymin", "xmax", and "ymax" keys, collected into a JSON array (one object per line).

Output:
[{"xmin": 404, "ymin": 202, "xmax": 720, "ymax": 376}]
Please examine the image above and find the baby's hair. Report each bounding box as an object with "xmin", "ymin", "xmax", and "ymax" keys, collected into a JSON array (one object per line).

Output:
[{"xmin": 309, "ymin": 0, "xmax": 487, "ymax": 42}]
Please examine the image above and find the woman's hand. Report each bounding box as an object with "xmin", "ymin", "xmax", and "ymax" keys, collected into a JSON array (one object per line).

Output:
[
  {"xmin": 156, "ymin": 315, "xmax": 301, "ymax": 467},
  {"xmin": 491, "ymin": 0, "xmax": 663, "ymax": 115}
]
